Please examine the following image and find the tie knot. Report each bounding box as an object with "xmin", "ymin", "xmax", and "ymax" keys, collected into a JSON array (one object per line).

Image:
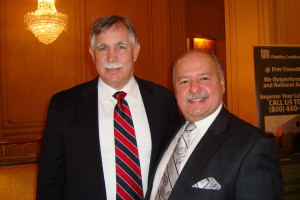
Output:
[
  {"xmin": 185, "ymin": 122, "xmax": 196, "ymax": 132},
  {"xmin": 113, "ymin": 91, "xmax": 127, "ymax": 101}
]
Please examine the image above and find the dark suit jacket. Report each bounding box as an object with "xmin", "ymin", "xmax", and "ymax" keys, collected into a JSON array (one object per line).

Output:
[
  {"xmin": 36, "ymin": 77, "xmax": 180, "ymax": 200},
  {"xmin": 146, "ymin": 106, "xmax": 283, "ymax": 200}
]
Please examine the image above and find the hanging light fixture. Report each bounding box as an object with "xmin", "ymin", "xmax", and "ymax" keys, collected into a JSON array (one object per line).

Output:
[{"xmin": 24, "ymin": 0, "xmax": 68, "ymax": 45}]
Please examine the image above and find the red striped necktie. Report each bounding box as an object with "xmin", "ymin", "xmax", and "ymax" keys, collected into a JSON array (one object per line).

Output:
[{"xmin": 113, "ymin": 91, "xmax": 144, "ymax": 200}]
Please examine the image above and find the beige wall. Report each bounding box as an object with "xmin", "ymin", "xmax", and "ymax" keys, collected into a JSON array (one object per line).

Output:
[{"xmin": 224, "ymin": 0, "xmax": 300, "ymax": 126}]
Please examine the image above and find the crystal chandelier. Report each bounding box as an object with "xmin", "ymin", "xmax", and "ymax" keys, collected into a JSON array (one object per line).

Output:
[{"xmin": 24, "ymin": 0, "xmax": 68, "ymax": 45}]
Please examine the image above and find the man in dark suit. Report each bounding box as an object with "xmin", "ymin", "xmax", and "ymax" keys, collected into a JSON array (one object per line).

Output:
[
  {"xmin": 36, "ymin": 15, "xmax": 180, "ymax": 200},
  {"xmin": 147, "ymin": 49, "xmax": 283, "ymax": 200}
]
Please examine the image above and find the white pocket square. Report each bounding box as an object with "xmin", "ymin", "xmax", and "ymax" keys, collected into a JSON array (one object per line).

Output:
[{"xmin": 192, "ymin": 177, "xmax": 221, "ymax": 190}]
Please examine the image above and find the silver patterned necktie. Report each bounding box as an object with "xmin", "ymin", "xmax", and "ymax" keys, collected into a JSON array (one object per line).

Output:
[{"xmin": 155, "ymin": 122, "xmax": 197, "ymax": 200}]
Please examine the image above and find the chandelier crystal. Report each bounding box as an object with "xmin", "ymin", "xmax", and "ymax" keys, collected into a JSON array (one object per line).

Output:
[{"xmin": 24, "ymin": 0, "xmax": 68, "ymax": 45}]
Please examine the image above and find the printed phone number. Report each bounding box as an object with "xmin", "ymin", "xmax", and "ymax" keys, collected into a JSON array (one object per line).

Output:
[{"xmin": 269, "ymin": 105, "xmax": 300, "ymax": 114}]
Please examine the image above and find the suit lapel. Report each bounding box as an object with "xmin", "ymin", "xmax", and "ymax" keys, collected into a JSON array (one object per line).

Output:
[
  {"xmin": 146, "ymin": 118, "xmax": 185, "ymax": 197},
  {"xmin": 77, "ymin": 78, "xmax": 106, "ymax": 189},
  {"xmin": 170, "ymin": 107, "xmax": 232, "ymax": 197},
  {"xmin": 135, "ymin": 77, "xmax": 162, "ymax": 170}
]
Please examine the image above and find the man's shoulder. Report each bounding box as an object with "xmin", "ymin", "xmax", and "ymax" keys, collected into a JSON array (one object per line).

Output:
[
  {"xmin": 51, "ymin": 78, "xmax": 98, "ymax": 103},
  {"xmin": 223, "ymin": 108, "xmax": 271, "ymax": 141},
  {"xmin": 135, "ymin": 76, "xmax": 173, "ymax": 95}
]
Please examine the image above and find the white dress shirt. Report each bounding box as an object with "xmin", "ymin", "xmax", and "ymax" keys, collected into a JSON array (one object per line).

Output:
[
  {"xmin": 149, "ymin": 104, "xmax": 223, "ymax": 200},
  {"xmin": 98, "ymin": 77, "xmax": 152, "ymax": 200}
]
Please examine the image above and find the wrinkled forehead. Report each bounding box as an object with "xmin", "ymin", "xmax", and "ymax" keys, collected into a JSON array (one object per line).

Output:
[{"xmin": 94, "ymin": 25, "xmax": 132, "ymax": 45}]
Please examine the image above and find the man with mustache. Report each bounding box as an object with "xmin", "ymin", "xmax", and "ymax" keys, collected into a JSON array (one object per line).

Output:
[
  {"xmin": 36, "ymin": 15, "xmax": 180, "ymax": 200},
  {"xmin": 147, "ymin": 49, "xmax": 283, "ymax": 200}
]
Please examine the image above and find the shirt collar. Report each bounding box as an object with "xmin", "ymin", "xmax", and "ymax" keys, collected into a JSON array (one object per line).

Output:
[{"xmin": 98, "ymin": 76, "xmax": 139, "ymax": 102}]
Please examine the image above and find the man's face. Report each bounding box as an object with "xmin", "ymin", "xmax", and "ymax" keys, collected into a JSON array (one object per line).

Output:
[
  {"xmin": 89, "ymin": 24, "xmax": 140, "ymax": 90},
  {"xmin": 174, "ymin": 51, "xmax": 225, "ymax": 122}
]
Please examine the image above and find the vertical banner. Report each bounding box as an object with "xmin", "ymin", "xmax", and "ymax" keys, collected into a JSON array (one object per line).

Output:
[{"xmin": 254, "ymin": 46, "xmax": 300, "ymax": 199}]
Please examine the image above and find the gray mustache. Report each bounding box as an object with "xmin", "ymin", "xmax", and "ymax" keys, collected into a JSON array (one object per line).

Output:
[
  {"xmin": 104, "ymin": 63, "xmax": 124, "ymax": 69},
  {"xmin": 186, "ymin": 93, "xmax": 209, "ymax": 101}
]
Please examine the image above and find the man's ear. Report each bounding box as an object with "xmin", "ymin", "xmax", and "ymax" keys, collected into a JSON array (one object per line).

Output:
[
  {"xmin": 133, "ymin": 43, "xmax": 140, "ymax": 62},
  {"xmin": 89, "ymin": 46, "xmax": 95, "ymax": 61},
  {"xmin": 220, "ymin": 76, "xmax": 226, "ymax": 94}
]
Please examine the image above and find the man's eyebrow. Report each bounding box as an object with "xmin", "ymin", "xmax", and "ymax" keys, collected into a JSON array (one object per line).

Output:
[
  {"xmin": 95, "ymin": 43, "xmax": 107, "ymax": 48},
  {"xmin": 117, "ymin": 41, "xmax": 128, "ymax": 45}
]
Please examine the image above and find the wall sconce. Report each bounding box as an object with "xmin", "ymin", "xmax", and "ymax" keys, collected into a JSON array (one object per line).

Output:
[
  {"xmin": 187, "ymin": 37, "xmax": 215, "ymax": 53},
  {"xmin": 24, "ymin": 0, "xmax": 68, "ymax": 45}
]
